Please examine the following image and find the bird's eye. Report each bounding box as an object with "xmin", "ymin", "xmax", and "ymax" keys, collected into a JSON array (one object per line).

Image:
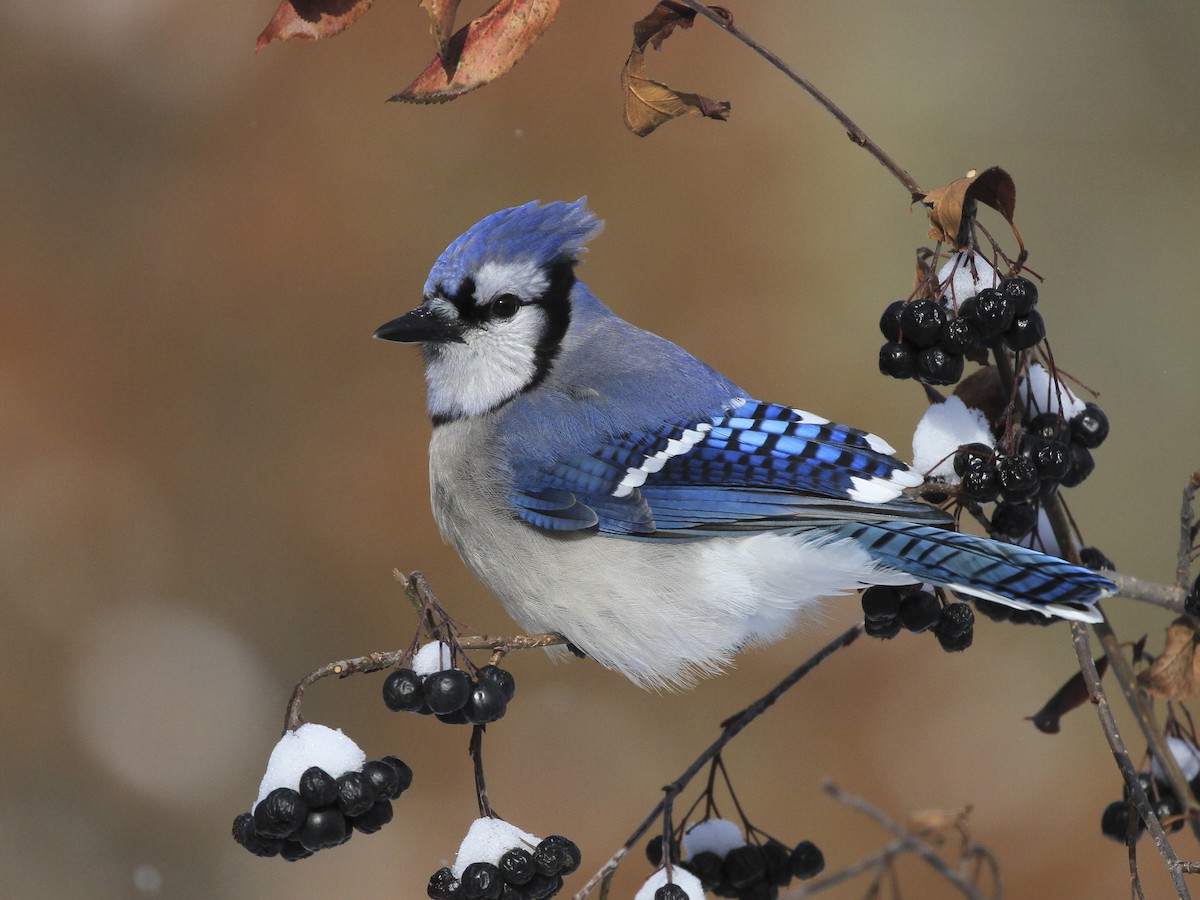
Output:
[{"xmin": 491, "ymin": 293, "xmax": 520, "ymax": 319}]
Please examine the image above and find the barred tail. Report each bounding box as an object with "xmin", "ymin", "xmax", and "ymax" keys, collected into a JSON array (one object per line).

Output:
[{"xmin": 830, "ymin": 521, "xmax": 1112, "ymax": 622}]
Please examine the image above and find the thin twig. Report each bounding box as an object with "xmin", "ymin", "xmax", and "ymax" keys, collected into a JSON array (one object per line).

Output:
[
  {"xmin": 673, "ymin": 0, "xmax": 924, "ymax": 199},
  {"xmin": 1178, "ymin": 472, "xmax": 1200, "ymax": 591},
  {"xmin": 469, "ymin": 725, "xmax": 494, "ymax": 818},
  {"xmin": 789, "ymin": 839, "xmax": 908, "ymax": 897},
  {"xmin": 1069, "ymin": 623, "xmax": 1191, "ymax": 899},
  {"xmin": 575, "ymin": 624, "xmax": 863, "ymax": 899},
  {"xmin": 821, "ymin": 782, "xmax": 987, "ymax": 900},
  {"xmin": 1109, "ymin": 573, "xmax": 1187, "ymax": 614}
]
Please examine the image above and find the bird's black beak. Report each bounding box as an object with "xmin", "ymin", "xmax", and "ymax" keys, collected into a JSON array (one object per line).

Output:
[{"xmin": 373, "ymin": 304, "xmax": 465, "ymax": 344}]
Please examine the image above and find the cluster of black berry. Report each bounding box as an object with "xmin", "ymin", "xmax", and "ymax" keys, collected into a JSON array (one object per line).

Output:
[
  {"xmin": 1100, "ymin": 771, "xmax": 1192, "ymax": 842},
  {"xmin": 428, "ymin": 835, "xmax": 580, "ymax": 899},
  {"xmin": 383, "ymin": 663, "xmax": 515, "ymax": 725},
  {"xmin": 233, "ymin": 756, "xmax": 411, "ymax": 860},
  {"xmin": 860, "ymin": 584, "xmax": 974, "ymax": 652},
  {"xmin": 878, "ymin": 276, "xmax": 1042, "ymax": 385},
  {"xmin": 646, "ymin": 833, "xmax": 824, "ymax": 899}
]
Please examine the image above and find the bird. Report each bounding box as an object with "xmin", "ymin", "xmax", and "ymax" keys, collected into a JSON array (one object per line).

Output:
[{"xmin": 374, "ymin": 199, "xmax": 1113, "ymax": 689}]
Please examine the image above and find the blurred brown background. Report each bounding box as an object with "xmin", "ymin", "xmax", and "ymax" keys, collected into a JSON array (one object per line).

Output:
[{"xmin": 2, "ymin": 1, "xmax": 1198, "ymax": 897}]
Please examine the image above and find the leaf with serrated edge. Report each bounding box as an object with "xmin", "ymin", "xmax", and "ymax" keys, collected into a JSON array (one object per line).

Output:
[
  {"xmin": 391, "ymin": 0, "xmax": 559, "ymax": 104},
  {"xmin": 255, "ymin": 0, "xmax": 374, "ymax": 51}
]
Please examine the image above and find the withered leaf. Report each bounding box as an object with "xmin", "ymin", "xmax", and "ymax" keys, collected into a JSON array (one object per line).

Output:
[
  {"xmin": 952, "ymin": 366, "xmax": 1005, "ymax": 430},
  {"xmin": 1138, "ymin": 618, "xmax": 1200, "ymax": 700},
  {"xmin": 918, "ymin": 166, "xmax": 1024, "ymax": 256},
  {"xmin": 256, "ymin": 0, "xmax": 374, "ymax": 52},
  {"xmin": 632, "ymin": 1, "xmax": 729, "ymax": 51},
  {"xmin": 390, "ymin": 0, "xmax": 559, "ymax": 104},
  {"xmin": 622, "ymin": 48, "xmax": 731, "ymax": 137},
  {"xmin": 1027, "ymin": 656, "xmax": 1108, "ymax": 734},
  {"xmin": 420, "ymin": 0, "xmax": 463, "ymax": 62}
]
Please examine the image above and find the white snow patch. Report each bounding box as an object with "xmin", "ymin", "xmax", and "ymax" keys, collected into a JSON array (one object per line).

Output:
[
  {"xmin": 911, "ymin": 396, "xmax": 994, "ymax": 482},
  {"xmin": 412, "ymin": 640, "xmax": 454, "ymax": 675},
  {"xmin": 635, "ymin": 866, "xmax": 706, "ymax": 899},
  {"xmin": 1019, "ymin": 363, "xmax": 1087, "ymax": 420},
  {"xmin": 1152, "ymin": 737, "xmax": 1200, "ymax": 783},
  {"xmin": 682, "ymin": 818, "xmax": 745, "ymax": 859},
  {"xmin": 254, "ymin": 723, "xmax": 364, "ymax": 807},
  {"xmin": 937, "ymin": 252, "xmax": 999, "ymax": 306},
  {"xmin": 451, "ymin": 817, "xmax": 540, "ymax": 878}
]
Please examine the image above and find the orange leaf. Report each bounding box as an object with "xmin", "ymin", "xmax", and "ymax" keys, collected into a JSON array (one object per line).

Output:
[
  {"xmin": 622, "ymin": 47, "xmax": 731, "ymax": 137},
  {"xmin": 918, "ymin": 166, "xmax": 1023, "ymax": 255},
  {"xmin": 390, "ymin": 0, "xmax": 559, "ymax": 104},
  {"xmin": 256, "ymin": 0, "xmax": 374, "ymax": 51},
  {"xmin": 420, "ymin": 0, "xmax": 463, "ymax": 62},
  {"xmin": 1138, "ymin": 618, "xmax": 1200, "ymax": 700}
]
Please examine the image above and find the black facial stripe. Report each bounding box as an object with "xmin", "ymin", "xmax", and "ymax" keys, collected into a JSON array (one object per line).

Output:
[
  {"xmin": 439, "ymin": 276, "xmax": 486, "ymax": 324},
  {"xmin": 524, "ymin": 257, "xmax": 575, "ymax": 393}
]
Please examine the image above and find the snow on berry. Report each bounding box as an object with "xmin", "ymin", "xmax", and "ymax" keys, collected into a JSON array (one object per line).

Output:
[
  {"xmin": 255, "ymin": 723, "xmax": 366, "ymax": 806},
  {"xmin": 1152, "ymin": 737, "xmax": 1200, "ymax": 783},
  {"xmin": 911, "ymin": 396, "xmax": 994, "ymax": 482},
  {"xmin": 451, "ymin": 816, "xmax": 540, "ymax": 878},
  {"xmin": 937, "ymin": 252, "xmax": 999, "ymax": 306},
  {"xmin": 412, "ymin": 640, "xmax": 454, "ymax": 676},
  {"xmin": 1019, "ymin": 363, "xmax": 1087, "ymax": 420},
  {"xmin": 635, "ymin": 866, "xmax": 706, "ymax": 900},
  {"xmin": 681, "ymin": 818, "xmax": 745, "ymax": 859}
]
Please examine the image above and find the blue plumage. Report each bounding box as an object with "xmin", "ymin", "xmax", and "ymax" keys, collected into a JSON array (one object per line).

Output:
[{"xmin": 376, "ymin": 200, "xmax": 1113, "ymax": 687}]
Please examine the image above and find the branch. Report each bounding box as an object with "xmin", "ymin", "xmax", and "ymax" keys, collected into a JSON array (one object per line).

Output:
[
  {"xmin": 673, "ymin": 0, "xmax": 924, "ymax": 199},
  {"xmin": 576, "ymin": 623, "xmax": 864, "ymax": 899}
]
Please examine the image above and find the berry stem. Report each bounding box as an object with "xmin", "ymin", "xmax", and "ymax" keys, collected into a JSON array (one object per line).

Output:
[
  {"xmin": 671, "ymin": 0, "xmax": 924, "ymax": 200},
  {"xmin": 576, "ymin": 623, "xmax": 863, "ymax": 899},
  {"xmin": 469, "ymin": 724, "xmax": 495, "ymax": 819}
]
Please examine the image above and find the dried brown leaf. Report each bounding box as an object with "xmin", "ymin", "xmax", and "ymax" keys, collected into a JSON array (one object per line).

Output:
[
  {"xmin": 256, "ymin": 0, "xmax": 374, "ymax": 52},
  {"xmin": 918, "ymin": 166, "xmax": 1023, "ymax": 254},
  {"xmin": 621, "ymin": 48, "xmax": 731, "ymax": 137},
  {"xmin": 632, "ymin": 2, "xmax": 732, "ymax": 50},
  {"xmin": 390, "ymin": 0, "xmax": 559, "ymax": 104},
  {"xmin": 421, "ymin": 0, "xmax": 463, "ymax": 62},
  {"xmin": 1027, "ymin": 657, "xmax": 1108, "ymax": 734},
  {"xmin": 1139, "ymin": 618, "xmax": 1200, "ymax": 700},
  {"xmin": 952, "ymin": 366, "xmax": 1005, "ymax": 431}
]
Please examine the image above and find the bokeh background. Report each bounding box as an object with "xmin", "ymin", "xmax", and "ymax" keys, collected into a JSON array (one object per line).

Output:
[{"xmin": 3, "ymin": 1, "xmax": 1198, "ymax": 897}]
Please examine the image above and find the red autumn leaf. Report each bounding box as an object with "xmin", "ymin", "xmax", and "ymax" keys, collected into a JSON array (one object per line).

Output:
[
  {"xmin": 420, "ymin": 0, "xmax": 463, "ymax": 62},
  {"xmin": 390, "ymin": 0, "xmax": 560, "ymax": 104},
  {"xmin": 256, "ymin": 0, "xmax": 374, "ymax": 52},
  {"xmin": 917, "ymin": 166, "xmax": 1024, "ymax": 256}
]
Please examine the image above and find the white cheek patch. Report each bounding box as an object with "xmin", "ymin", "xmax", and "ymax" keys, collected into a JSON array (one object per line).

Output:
[
  {"xmin": 425, "ymin": 306, "xmax": 548, "ymax": 419},
  {"xmin": 473, "ymin": 259, "xmax": 549, "ymax": 306},
  {"xmin": 613, "ymin": 423, "xmax": 712, "ymax": 498}
]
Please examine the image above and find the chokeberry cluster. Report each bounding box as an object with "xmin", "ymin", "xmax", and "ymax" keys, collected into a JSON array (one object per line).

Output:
[
  {"xmin": 429, "ymin": 834, "xmax": 580, "ymax": 899},
  {"xmin": 646, "ymin": 819, "xmax": 824, "ymax": 900},
  {"xmin": 878, "ymin": 276, "xmax": 1042, "ymax": 386},
  {"xmin": 1100, "ymin": 772, "xmax": 1190, "ymax": 843},
  {"xmin": 233, "ymin": 755, "xmax": 411, "ymax": 860},
  {"xmin": 860, "ymin": 585, "xmax": 973, "ymax": 651},
  {"xmin": 383, "ymin": 662, "xmax": 515, "ymax": 725}
]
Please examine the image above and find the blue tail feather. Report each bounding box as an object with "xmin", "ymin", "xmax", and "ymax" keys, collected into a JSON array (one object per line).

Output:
[{"xmin": 829, "ymin": 521, "xmax": 1112, "ymax": 622}]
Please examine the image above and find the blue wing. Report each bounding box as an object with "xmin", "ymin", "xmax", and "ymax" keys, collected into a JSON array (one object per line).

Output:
[{"xmin": 509, "ymin": 399, "xmax": 941, "ymax": 537}]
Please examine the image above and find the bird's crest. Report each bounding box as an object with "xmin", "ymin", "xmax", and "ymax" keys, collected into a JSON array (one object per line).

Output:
[{"xmin": 425, "ymin": 199, "xmax": 602, "ymax": 294}]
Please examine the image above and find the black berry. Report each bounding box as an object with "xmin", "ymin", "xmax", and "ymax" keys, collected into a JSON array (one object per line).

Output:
[
  {"xmin": 940, "ymin": 315, "xmax": 983, "ymax": 355},
  {"xmin": 424, "ymin": 668, "xmax": 473, "ymax": 715},
  {"xmin": 654, "ymin": 885, "xmax": 689, "ymax": 900},
  {"xmin": 1027, "ymin": 412, "xmax": 1069, "ymax": 442},
  {"xmin": 1004, "ymin": 310, "xmax": 1045, "ymax": 351},
  {"xmin": 499, "ymin": 847, "xmax": 536, "ymax": 885},
  {"xmin": 916, "ymin": 345, "xmax": 964, "ymax": 386},
  {"xmin": 879, "ymin": 299, "xmax": 907, "ymax": 342},
  {"xmin": 1186, "ymin": 576, "xmax": 1200, "ymax": 618},
  {"xmin": 298, "ymin": 766, "xmax": 339, "ymax": 808},
  {"xmin": 1060, "ymin": 444, "xmax": 1095, "ymax": 487},
  {"xmin": 999, "ymin": 276, "xmax": 1038, "ymax": 314},
  {"xmin": 899, "ymin": 591, "xmax": 941, "ymax": 633},
  {"xmin": 299, "ymin": 807, "xmax": 350, "ymax": 852},
  {"xmin": 861, "ymin": 585, "xmax": 903, "ymax": 620},
  {"xmin": 381, "ymin": 756, "xmax": 414, "ymax": 795},
  {"xmin": 687, "ymin": 850, "xmax": 724, "ymax": 887},
  {"xmin": 991, "ymin": 501, "xmax": 1037, "ymax": 539},
  {"xmin": 723, "ymin": 844, "xmax": 766, "ymax": 890},
  {"xmin": 790, "ymin": 840, "xmax": 825, "ymax": 880},
  {"xmin": 461, "ymin": 861, "xmax": 505, "ymax": 900},
  {"xmin": 970, "ymin": 288, "xmax": 1015, "ymax": 339},
  {"xmin": 350, "ymin": 798, "xmax": 393, "ymax": 834},
  {"xmin": 953, "ymin": 442, "xmax": 994, "ymax": 477},
  {"xmin": 477, "ymin": 665, "xmax": 517, "ymax": 702},
  {"xmin": 1070, "ymin": 403, "xmax": 1109, "ymax": 449},
  {"xmin": 761, "ymin": 838, "xmax": 792, "ymax": 888},
  {"xmin": 879, "ymin": 341, "xmax": 916, "ymax": 380},
  {"xmin": 362, "ymin": 759, "xmax": 402, "ymax": 800},
  {"xmin": 539, "ymin": 835, "xmax": 581, "ymax": 876},
  {"xmin": 253, "ymin": 787, "xmax": 308, "ymax": 840},
  {"xmin": 383, "ymin": 668, "xmax": 429, "ymax": 713},
  {"xmin": 900, "ymin": 298, "xmax": 946, "ymax": 348},
  {"xmin": 466, "ymin": 678, "xmax": 509, "ymax": 725},
  {"xmin": 996, "ymin": 455, "xmax": 1040, "ymax": 502},
  {"xmin": 428, "ymin": 867, "xmax": 461, "ymax": 900},
  {"xmin": 336, "ymin": 771, "xmax": 377, "ymax": 818},
  {"xmin": 1100, "ymin": 800, "xmax": 1141, "ymax": 843},
  {"xmin": 960, "ymin": 464, "xmax": 1001, "ymax": 503},
  {"xmin": 864, "ymin": 616, "xmax": 902, "ymax": 639},
  {"xmin": 1079, "ymin": 546, "xmax": 1115, "ymax": 572}
]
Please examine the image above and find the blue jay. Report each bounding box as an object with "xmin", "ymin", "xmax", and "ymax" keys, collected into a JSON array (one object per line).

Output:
[{"xmin": 375, "ymin": 200, "xmax": 1112, "ymax": 689}]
